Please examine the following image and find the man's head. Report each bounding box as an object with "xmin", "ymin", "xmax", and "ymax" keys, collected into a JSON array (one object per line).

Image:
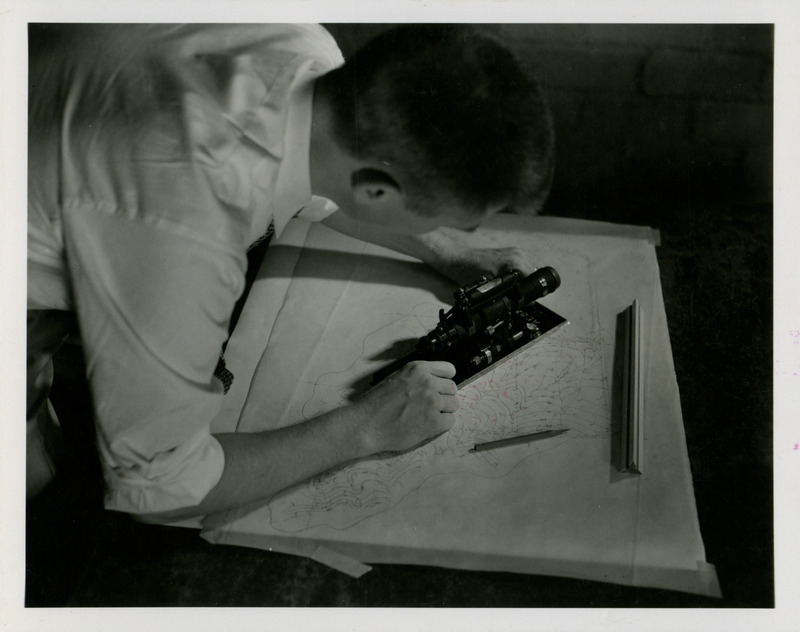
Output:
[{"xmin": 311, "ymin": 24, "xmax": 554, "ymax": 232}]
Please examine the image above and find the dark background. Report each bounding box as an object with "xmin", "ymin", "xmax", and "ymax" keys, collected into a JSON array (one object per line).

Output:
[{"xmin": 27, "ymin": 24, "xmax": 773, "ymax": 608}]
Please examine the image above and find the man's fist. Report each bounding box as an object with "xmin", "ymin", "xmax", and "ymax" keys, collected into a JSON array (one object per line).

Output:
[{"xmin": 354, "ymin": 361, "xmax": 458, "ymax": 454}]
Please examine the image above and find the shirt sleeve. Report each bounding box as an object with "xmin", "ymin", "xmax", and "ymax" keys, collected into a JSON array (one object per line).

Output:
[{"xmin": 62, "ymin": 197, "xmax": 242, "ymax": 515}]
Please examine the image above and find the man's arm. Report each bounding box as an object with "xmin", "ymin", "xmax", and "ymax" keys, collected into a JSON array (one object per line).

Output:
[
  {"xmin": 139, "ymin": 361, "xmax": 458, "ymax": 523},
  {"xmin": 322, "ymin": 210, "xmax": 536, "ymax": 286}
]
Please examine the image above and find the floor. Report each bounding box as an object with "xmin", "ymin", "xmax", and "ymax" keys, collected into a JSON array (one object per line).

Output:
[{"xmin": 25, "ymin": 194, "xmax": 773, "ymax": 608}]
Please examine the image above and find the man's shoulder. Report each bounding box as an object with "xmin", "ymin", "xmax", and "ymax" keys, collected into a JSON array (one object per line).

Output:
[{"xmin": 245, "ymin": 24, "xmax": 344, "ymax": 71}]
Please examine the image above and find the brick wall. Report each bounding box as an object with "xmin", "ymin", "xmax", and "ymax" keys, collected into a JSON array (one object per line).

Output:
[{"xmin": 324, "ymin": 24, "xmax": 773, "ymax": 211}]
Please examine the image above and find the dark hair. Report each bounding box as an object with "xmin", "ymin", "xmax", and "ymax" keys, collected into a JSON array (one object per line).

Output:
[{"xmin": 317, "ymin": 24, "xmax": 554, "ymax": 216}]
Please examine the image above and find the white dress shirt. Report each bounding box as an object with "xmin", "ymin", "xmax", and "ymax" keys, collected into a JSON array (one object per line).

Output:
[{"xmin": 27, "ymin": 24, "xmax": 343, "ymax": 514}]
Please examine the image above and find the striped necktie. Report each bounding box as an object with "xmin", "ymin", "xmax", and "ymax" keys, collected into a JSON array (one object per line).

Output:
[{"xmin": 214, "ymin": 220, "xmax": 275, "ymax": 393}]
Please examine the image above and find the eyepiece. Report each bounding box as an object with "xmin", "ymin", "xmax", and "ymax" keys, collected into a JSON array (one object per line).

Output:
[
  {"xmin": 536, "ymin": 266, "xmax": 561, "ymax": 292},
  {"xmin": 518, "ymin": 266, "xmax": 561, "ymax": 305}
]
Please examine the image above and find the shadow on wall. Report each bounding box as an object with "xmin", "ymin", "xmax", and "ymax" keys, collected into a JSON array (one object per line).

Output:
[{"xmin": 324, "ymin": 24, "xmax": 773, "ymax": 212}]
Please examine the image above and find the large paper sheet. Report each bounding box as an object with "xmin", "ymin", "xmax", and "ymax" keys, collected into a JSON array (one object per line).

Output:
[{"xmin": 203, "ymin": 215, "xmax": 720, "ymax": 597}]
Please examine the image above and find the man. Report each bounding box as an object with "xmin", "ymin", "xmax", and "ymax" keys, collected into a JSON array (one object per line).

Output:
[{"xmin": 27, "ymin": 23, "xmax": 554, "ymax": 521}]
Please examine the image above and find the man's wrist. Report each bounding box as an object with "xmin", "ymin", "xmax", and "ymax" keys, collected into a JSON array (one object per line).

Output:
[{"xmin": 323, "ymin": 403, "xmax": 375, "ymax": 461}]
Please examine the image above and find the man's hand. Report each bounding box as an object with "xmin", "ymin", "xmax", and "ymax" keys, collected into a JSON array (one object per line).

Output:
[
  {"xmin": 353, "ymin": 361, "xmax": 459, "ymax": 454},
  {"xmin": 432, "ymin": 244, "xmax": 536, "ymax": 287}
]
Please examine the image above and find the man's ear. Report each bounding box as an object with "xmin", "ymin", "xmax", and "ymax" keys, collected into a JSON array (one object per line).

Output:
[{"xmin": 351, "ymin": 168, "xmax": 404, "ymax": 209}]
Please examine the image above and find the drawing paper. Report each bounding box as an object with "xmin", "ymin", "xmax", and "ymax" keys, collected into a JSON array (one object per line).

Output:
[{"xmin": 203, "ymin": 215, "xmax": 720, "ymax": 597}]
